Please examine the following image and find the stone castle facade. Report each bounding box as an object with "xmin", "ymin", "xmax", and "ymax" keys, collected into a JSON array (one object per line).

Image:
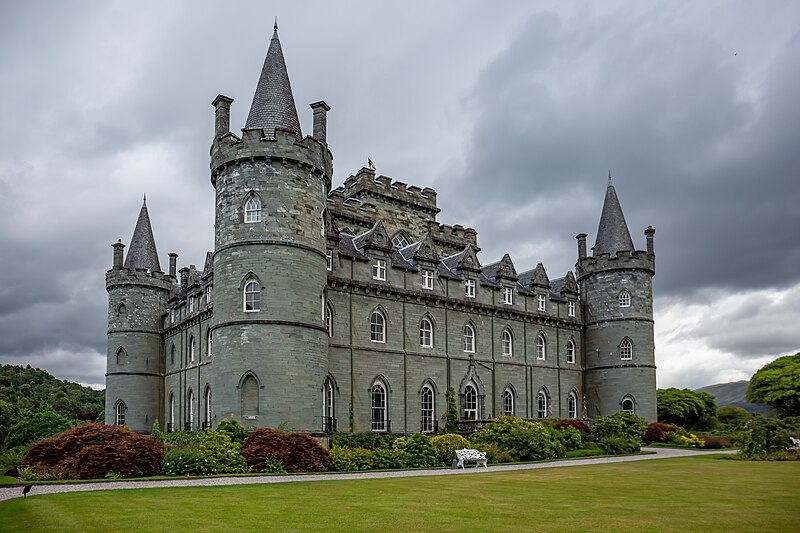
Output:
[{"xmin": 105, "ymin": 27, "xmax": 657, "ymax": 434}]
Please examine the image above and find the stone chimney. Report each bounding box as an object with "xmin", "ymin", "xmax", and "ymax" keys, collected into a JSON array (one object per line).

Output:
[
  {"xmin": 212, "ymin": 95, "xmax": 234, "ymax": 140},
  {"xmin": 576, "ymin": 233, "xmax": 588, "ymax": 260},
  {"xmin": 645, "ymin": 226, "xmax": 656, "ymax": 255},
  {"xmin": 168, "ymin": 252, "xmax": 178, "ymax": 279},
  {"xmin": 112, "ymin": 240, "xmax": 125, "ymax": 268},
  {"xmin": 310, "ymin": 101, "xmax": 330, "ymax": 144}
]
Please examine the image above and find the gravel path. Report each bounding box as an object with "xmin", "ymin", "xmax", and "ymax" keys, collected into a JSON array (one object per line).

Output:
[{"xmin": 0, "ymin": 447, "xmax": 735, "ymax": 502}]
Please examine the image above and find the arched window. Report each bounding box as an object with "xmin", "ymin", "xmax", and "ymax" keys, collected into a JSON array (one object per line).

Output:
[
  {"xmin": 326, "ymin": 303, "xmax": 333, "ymax": 337},
  {"xmin": 206, "ymin": 329, "xmax": 212, "ymax": 358},
  {"xmin": 169, "ymin": 393, "xmax": 175, "ymax": 432},
  {"xmin": 502, "ymin": 388, "xmax": 514, "ymax": 416},
  {"xmin": 244, "ymin": 279, "xmax": 261, "ymax": 312},
  {"xmin": 421, "ymin": 384, "xmax": 434, "ymax": 432},
  {"xmin": 536, "ymin": 334, "xmax": 546, "ymax": 360},
  {"xmin": 371, "ymin": 381, "xmax": 387, "ymax": 431},
  {"xmin": 370, "ymin": 310, "xmax": 386, "ymax": 343},
  {"xmin": 114, "ymin": 400, "xmax": 127, "ymax": 426},
  {"xmin": 204, "ymin": 387, "xmax": 212, "ymax": 429},
  {"xmin": 566, "ymin": 339, "xmax": 576, "ymax": 364},
  {"xmin": 464, "ymin": 383, "xmax": 478, "ymax": 420},
  {"xmin": 189, "ymin": 335, "xmax": 195, "ymax": 363},
  {"xmin": 187, "ymin": 389, "xmax": 195, "ymax": 431},
  {"xmin": 567, "ymin": 391, "xmax": 578, "ymax": 419},
  {"xmin": 420, "ymin": 317, "xmax": 433, "ymax": 348},
  {"xmin": 115, "ymin": 347, "xmax": 127, "ymax": 366},
  {"xmin": 392, "ymin": 231, "xmax": 410, "ymax": 248},
  {"xmin": 241, "ymin": 373, "xmax": 259, "ymax": 416},
  {"xmin": 463, "ymin": 324, "xmax": 475, "ymax": 353},
  {"xmin": 170, "ymin": 344, "xmax": 176, "ymax": 366},
  {"xmin": 620, "ymin": 338, "xmax": 633, "ymax": 360},
  {"xmin": 619, "ymin": 290, "xmax": 631, "ymax": 308},
  {"xmin": 244, "ymin": 195, "xmax": 261, "ymax": 223},
  {"xmin": 621, "ymin": 396, "xmax": 635, "ymax": 413},
  {"xmin": 537, "ymin": 389, "xmax": 548, "ymax": 418},
  {"xmin": 501, "ymin": 328, "xmax": 513, "ymax": 357},
  {"xmin": 323, "ymin": 378, "xmax": 335, "ymax": 432}
]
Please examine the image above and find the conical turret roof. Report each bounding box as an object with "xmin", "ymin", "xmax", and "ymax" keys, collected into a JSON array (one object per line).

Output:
[
  {"xmin": 124, "ymin": 197, "xmax": 161, "ymax": 272},
  {"xmin": 244, "ymin": 24, "xmax": 302, "ymax": 139},
  {"xmin": 593, "ymin": 180, "xmax": 635, "ymax": 256}
]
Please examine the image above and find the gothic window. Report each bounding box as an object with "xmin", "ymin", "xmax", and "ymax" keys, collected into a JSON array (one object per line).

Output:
[
  {"xmin": 620, "ymin": 338, "xmax": 633, "ymax": 360},
  {"xmin": 568, "ymin": 301, "xmax": 576, "ymax": 317},
  {"xmin": 392, "ymin": 232, "xmax": 410, "ymax": 248},
  {"xmin": 170, "ymin": 309, "xmax": 175, "ymax": 324},
  {"xmin": 187, "ymin": 389, "xmax": 195, "ymax": 431},
  {"xmin": 170, "ymin": 343, "xmax": 176, "ymax": 366},
  {"xmin": 115, "ymin": 347, "xmax": 127, "ymax": 366},
  {"xmin": 537, "ymin": 294, "xmax": 546, "ymax": 311},
  {"xmin": 169, "ymin": 393, "xmax": 175, "ymax": 432},
  {"xmin": 205, "ymin": 387, "xmax": 212, "ymax": 428},
  {"xmin": 244, "ymin": 278, "xmax": 261, "ymax": 312},
  {"xmin": 189, "ymin": 335, "xmax": 195, "ymax": 363},
  {"xmin": 566, "ymin": 339, "xmax": 576, "ymax": 364},
  {"xmin": 420, "ymin": 317, "xmax": 433, "ymax": 348},
  {"xmin": 536, "ymin": 334, "xmax": 546, "ymax": 360},
  {"xmin": 189, "ymin": 297, "xmax": 195, "ymax": 313},
  {"xmin": 326, "ymin": 250, "xmax": 333, "ymax": 271},
  {"xmin": 502, "ymin": 287, "xmax": 513, "ymax": 305},
  {"xmin": 501, "ymin": 328, "xmax": 513, "ymax": 357},
  {"xmin": 114, "ymin": 399, "xmax": 127, "ymax": 426},
  {"xmin": 205, "ymin": 286, "xmax": 212, "ymax": 304},
  {"xmin": 421, "ymin": 269, "xmax": 434, "ymax": 290},
  {"xmin": 244, "ymin": 196, "xmax": 261, "ymax": 223},
  {"xmin": 241, "ymin": 374, "xmax": 259, "ymax": 416},
  {"xmin": 421, "ymin": 384, "xmax": 434, "ymax": 433},
  {"xmin": 465, "ymin": 279, "xmax": 476, "ymax": 298},
  {"xmin": 537, "ymin": 390, "xmax": 548, "ymax": 419},
  {"xmin": 621, "ymin": 396, "xmax": 635, "ymax": 413},
  {"xmin": 323, "ymin": 378, "xmax": 335, "ymax": 432},
  {"xmin": 502, "ymin": 388, "xmax": 514, "ymax": 416},
  {"xmin": 463, "ymin": 324, "xmax": 475, "ymax": 353},
  {"xmin": 372, "ymin": 259, "xmax": 386, "ymax": 281},
  {"xmin": 371, "ymin": 381, "xmax": 387, "ymax": 431},
  {"xmin": 370, "ymin": 310, "xmax": 386, "ymax": 343},
  {"xmin": 567, "ymin": 391, "xmax": 578, "ymax": 419},
  {"xmin": 206, "ymin": 329, "xmax": 212, "ymax": 358},
  {"xmin": 464, "ymin": 384, "xmax": 478, "ymax": 420},
  {"xmin": 619, "ymin": 290, "xmax": 631, "ymax": 308},
  {"xmin": 326, "ymin": 303, "xmax": 333, "ymax": 337}
]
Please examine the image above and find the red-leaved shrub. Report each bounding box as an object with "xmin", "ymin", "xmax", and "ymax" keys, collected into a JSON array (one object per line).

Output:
[
  {"xmin": 553, "ymin": 419, "xmax": 591, "ymax": 435},
  {"xmin": 242, "ymin": 429, "xmax": 329, "ymax": 473},
  {"xmin": 644, "ymin": 422, "xmax": 679, "ymax": 444},
  {"xmin": 699, "ymin": 435, "xmax": 728, "ymax": 449},
  {"xmin": 22, "ymin": 423, "xmax": 164, "ymax": 479}
]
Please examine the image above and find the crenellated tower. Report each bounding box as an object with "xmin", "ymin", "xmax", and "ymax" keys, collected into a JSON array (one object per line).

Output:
[
  {"xmin": 208, "ymin": 24, "xmax": 333, "ymax": 431},
  {"xmin": 106, "ymin": 198, "xmax": 171, "ymax": 432},
  {"xmin": 577, "ymin": 179, "xmax": 657, "ymax": 422}
]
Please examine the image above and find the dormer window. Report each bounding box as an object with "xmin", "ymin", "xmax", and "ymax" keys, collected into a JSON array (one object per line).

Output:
[
  {"xmin": 244, "ymin": 196, "xmax": 261, "ymax": 223},
  {"xmin": 465, "ymin": 279, "xmax": 476, "ymax": 298},
  {"xmin": 421, "ymin": 269, "xmax": 434, "ymax": 290},
  {"xmin": 391, "ymin": 232, "xmax": 410, "ymax": 248},
  {"xmin": 568, "ymin": 301, "xmax": 576, "ymax": 317},
  {"xmin": 503, "ymin": 287, "xmax": 513, "ymax": 305},
  {"xmin": 372, "ymin": 259, "xmax": 386, "ymax": 281},
  {"xmin": 537, "ymin": 294, "xmax": 546, "ymax": 311}
]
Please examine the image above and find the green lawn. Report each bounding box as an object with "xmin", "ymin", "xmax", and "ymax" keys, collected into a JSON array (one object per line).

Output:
[{"xmin": 1, "ymin": 455, "xmax": 797, "ymax": 532}]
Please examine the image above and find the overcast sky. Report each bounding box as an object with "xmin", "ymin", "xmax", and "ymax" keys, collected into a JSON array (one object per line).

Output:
[{"xmin": 1, "ymin": 1, "xmax": 798, "ymax": 391}]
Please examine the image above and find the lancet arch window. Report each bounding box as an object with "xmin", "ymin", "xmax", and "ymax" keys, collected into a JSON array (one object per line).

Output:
[
  {"xmin": 420, "ymin": 383, "xmax": 434, "ymax": 433},
  {"xmin": 463, "ymin": 324, "xmax": 475, "ymax": 353},
  {"xmin": 323, "ymin": 377, "xmax": 335, "ymax": 432},
  {"xmin": 566, "ymin": 339, "xmax": 576, "ymax": 364},
  {"xmin": 206, "ymin": 329, "xmax": 212, "ymax": 358},
  {"xmin": 169, "ymin": 393, "xmax": 176, "ymax": 432},
  {"xmin": 326, "ymin": 303, "xmax": 333, "ymax": 337},
  {"xmin": 463, "ymin": 383, "xmax": 478, "ymax": 420},
  {"xmin": 567, "ymin": 391, "xmax": 578, "ymax": 419},
  {"xmin": 189, "ymin": 335, "xmax": 195, "ymax": 363},
  {"xmin": 619, "ymin": 289, "xmax": 631, "ymax": 308},
  {"xmin": 537, "ymin": 389, "xmax": 549, "ymax": 419},
  {"xmin": 370, "ymin": 310, "xmax": 386, "ymax": 343},
  {"xmin": 186, "ymin": 388, "xmax": 195, "ymax": 431},
  {"xmin": 244, "ymin": 194, "xmax": 261, "ymax": 223},
  {"xmin": 114, "ymin": 399, "xmax": 127, "ymax": 426},
  {"xmin": 620, "ymin": 338, "xmax": 633, "ymax": 360},
  {"xmin": 501, "ymin": 328, "xmax": 513, "ymax": 357},
  {"xmin": 621, "ymin": 396, "xmax": 635, "ymax": 413},
  {"xmin": 536, "ymin": 333, "xmax": 547, "ymax": 360},
  {"xmin": 371, "ymin": 379, "xmax": 388, "ymax": 431},
  {"xmin": 501, "ymin": 388, "xmax": 514, "ymax": 416},
  {"xmin": 243, "ymin": 277, "xmax": 261, "ymax": 312},
  {"xmin": 420, "ymin": 317, "xmax": 434, "ymax": 348},
  {"xmin": 241, "ymin": 373, "xmax": 260, "ymax": 416},
  {"xmin": 204, "ymin": 386, "xmax": 212, "ymax": 429}
]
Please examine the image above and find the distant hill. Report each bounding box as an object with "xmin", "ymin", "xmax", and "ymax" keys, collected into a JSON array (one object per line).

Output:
[
  {"xmin": 695, "ymin": 380, "xmax": 774, "ymax": 416},
  {"xmin": 0, "ymin": 364, "xmax": 105, "ymax": 421}
]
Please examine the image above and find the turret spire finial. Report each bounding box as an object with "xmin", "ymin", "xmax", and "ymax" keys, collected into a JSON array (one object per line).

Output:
[
  {"xmin": 143, "ymin": 194, "xmax": 147, "ymax": 206},
  {"xmin": 608, "ymin": 171, "xmax": 612, "ymax": 184},
  {"xmin": 274, "ymin": 17, "xmax": 278, "ymax": 31}
]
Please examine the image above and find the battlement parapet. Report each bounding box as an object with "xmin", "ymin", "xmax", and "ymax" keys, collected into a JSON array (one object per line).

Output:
[
  {"xmin": 429, "ymin": 222, "xmax": 478, "ymax": 249},
  {"xmin": 577, "ymin": 249, "xmax": 655, "ymax": 279},
  {"xmin": 210, "ymin": 127, "xmax": 332, "ymax": 187},
  {"xmin": 106, "ymin": 267, "xmax": 174, "ymax": 292},
  {"xmin": 341, "ymin": 167, "xmax": 438, "ymax": 212}
]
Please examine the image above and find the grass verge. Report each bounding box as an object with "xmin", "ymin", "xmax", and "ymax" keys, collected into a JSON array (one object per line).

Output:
[{"xmin": 0, "ymin": 454, "xmax": 797, "ymax": 532}]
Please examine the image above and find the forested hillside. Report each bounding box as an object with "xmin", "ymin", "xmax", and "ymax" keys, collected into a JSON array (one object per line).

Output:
[
  {"xmin": 0, "ymin": 364, "xmax": 104, "ymax": 421},
  {"xmin": 695, "ymin": 380, "xmax": 773, "ymax": 416}
]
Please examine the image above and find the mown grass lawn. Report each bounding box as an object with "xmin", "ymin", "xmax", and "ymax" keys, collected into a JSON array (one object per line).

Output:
[{"xmin": 1, "ymin": 455, "xmax": 797, "ymax": 532}]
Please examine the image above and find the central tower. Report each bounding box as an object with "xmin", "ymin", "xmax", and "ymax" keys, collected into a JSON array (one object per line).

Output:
[{"xmin": 209, "ymin": 25, "xmax": 333, "ymax": 431}]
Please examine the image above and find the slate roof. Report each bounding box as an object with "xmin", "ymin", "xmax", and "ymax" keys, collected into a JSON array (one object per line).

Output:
[
  {"xmin": 593, "ymin": 181, "xmax": 635, "ymax": 256},
  {"xmin": 124, "ymin": 198, "xmax": 161, "ymax": 272},
  {"xmin": 244, "ymin": 25, "xmax": 302, "ymax": 139}
]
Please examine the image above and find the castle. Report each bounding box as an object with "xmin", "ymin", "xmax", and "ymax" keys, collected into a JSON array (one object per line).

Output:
[{"xmin": 105, "ymin": 26, "xmax": 657, "ymax": 434}]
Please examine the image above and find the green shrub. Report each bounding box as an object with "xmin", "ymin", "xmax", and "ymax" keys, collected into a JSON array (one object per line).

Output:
[
  {"xmin": 198, "ymin": 430, "xmax": 250, "ymax": 474},
  {"xmin": 163, "ymin": 431, "xmax": 201, "ymax": 449},
  {"xmin": 736, "ymin": 416, "xmax": 793, "ymax": 460},
  {"xmin": 216, "ymin": 419, "xmax": 249, "ymax": 443},
  {"xmin": 402, "ymin": 433, "xmax": 438, "ymax": 467},
  {"xmin": 430, "ymin": 434, "xmax": 471, "ymax": 465},
  {"xmin": 328, "ymin": 448, "xmax": 377, "ymax": 471},
  {"xmin": 443, "ymin": 387, "xmax": 459, "ymax": 433},
  {"xmin": 716, "ymin": 406, "xmax": 750, "ymax": 428},
  {"xmin": 472, "ymin": 416, "xmax": 564, "ymax": 461},
  {"xmin": 331, "ymin": 432, "xmax": 394, "ymax": 450},
  {"xmin": 261, "ymin": 453, "xmax": 286, "ymax": 473},
  {"xmin": 554, "ymin": 426, "xmax": 582, "ymax": 451},
  {"xmin": 0, "ymin": 446, "xmax": 27, "ymax": 475},
  {"xmin": 4, "ymin": 410, "xmax": 72, "ymax": 448},
  {"xmin": 566, "ymin": 443, "xmax": 605, "ymax": 458},
  {"xmin": 591, "ymin": 412, "xmax": 647, "ymax": 454},
  {"xmin": 162, "ymin": 449, "xmax": 209, "ymax": 476},
  {"xmin": 372, "ymin": 448, "xmax": 410, "ymax": 469}
]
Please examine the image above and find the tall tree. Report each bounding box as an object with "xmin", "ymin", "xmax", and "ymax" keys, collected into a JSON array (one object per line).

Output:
[
  {"xmin": 747, "ymin": 353, "xmax": 800, "ymax": 418},
  {"xmin": 657, "ymin": 388, "xmax": 717, "ymax": 429}
]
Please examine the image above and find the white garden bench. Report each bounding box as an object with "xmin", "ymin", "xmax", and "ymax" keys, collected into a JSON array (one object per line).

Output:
[
  {"xmin": 790, "ymin": 436, "xmax": 800, "ymax": 449},
  {"xmin": 455, "ymin": 448, "xmax": 488, "ymax": 469}
]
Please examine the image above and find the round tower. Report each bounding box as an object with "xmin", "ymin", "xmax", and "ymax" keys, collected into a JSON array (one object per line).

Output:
[
  {"xmin": 106, "ymin": 200, "xmax": 170, "ymax": 433},
  {"xmin": 577, "ymin": 180, "xmax": 657, "ymax": 422},
  {"xmin": 208, "ymin": 26, "xmax": 333, "ymax": 432}
]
